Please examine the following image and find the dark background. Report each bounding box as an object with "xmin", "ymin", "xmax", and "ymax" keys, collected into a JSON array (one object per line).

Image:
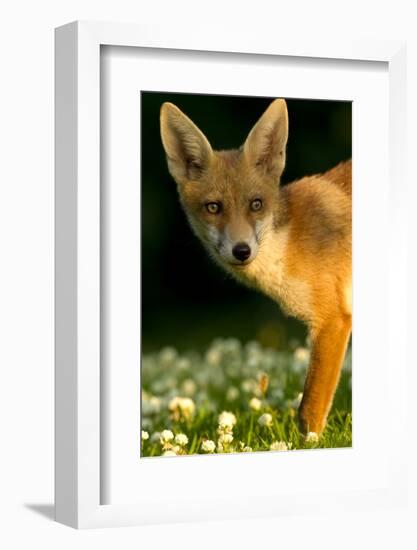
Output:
[{"xmin": 141, "ymin": 92, "xmax": 351, "ymax": 353}]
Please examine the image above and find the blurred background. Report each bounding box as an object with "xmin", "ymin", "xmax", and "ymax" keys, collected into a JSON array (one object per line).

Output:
[{"xmin": 141, "ymin": 92, "xmax": 351, "ymax": 353}]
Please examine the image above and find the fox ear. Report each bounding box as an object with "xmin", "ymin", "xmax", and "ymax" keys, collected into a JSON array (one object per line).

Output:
[
  {"xmin": 243, "ymin": 99, "xmax": 288, "ymax": 182},
  {"xmin": 160, "ymin": 102, "xmax": 213, "ymax": 183}
]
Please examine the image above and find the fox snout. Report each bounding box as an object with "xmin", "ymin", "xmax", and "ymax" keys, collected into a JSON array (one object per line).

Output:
[
  {"xmin": 221, "ymin": 235, "xmax": 258, "ymax": 266},
  {"xmin": 232, "ymin": 243, "xmax": 251, "ymax": 262},
  {"xmin": 205, "ymin": 222, "xmax": 260, "ymax": 267}
]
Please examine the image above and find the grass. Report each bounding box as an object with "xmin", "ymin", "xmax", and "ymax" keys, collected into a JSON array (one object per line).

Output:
[{"xmin": 141, "ymin": 338, "xmax": 352, "ymax": 457}]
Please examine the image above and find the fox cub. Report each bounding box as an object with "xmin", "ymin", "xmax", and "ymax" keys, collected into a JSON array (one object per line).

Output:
[{"xmin": 160, "ymin": 99, "xmax": 351, "ymax": 436}]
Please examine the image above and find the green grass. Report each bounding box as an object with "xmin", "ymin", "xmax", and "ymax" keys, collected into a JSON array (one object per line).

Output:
[{"xmin": 141, "ymin": 338, "xmax": 352, "ymax": 457}]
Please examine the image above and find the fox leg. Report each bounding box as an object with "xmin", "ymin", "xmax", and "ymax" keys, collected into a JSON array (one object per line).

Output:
[{"xmin": 298, "ymin": 315, "xmax": 352, "ymax": 436}]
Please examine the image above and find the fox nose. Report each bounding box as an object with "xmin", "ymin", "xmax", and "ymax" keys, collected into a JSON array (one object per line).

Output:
[{"xmin": 232, "ymin": 242, "xmax": 251, "ymax": 262}]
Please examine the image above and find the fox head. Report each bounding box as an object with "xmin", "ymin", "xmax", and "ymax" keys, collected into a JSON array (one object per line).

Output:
[{"xmin": 160, "ymin": 99, "xmax": 288, "ymax": 269}]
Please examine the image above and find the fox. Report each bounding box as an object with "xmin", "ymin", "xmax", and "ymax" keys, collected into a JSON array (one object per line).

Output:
[{"xmin": 160, "ymin": 98, "xmax": 351, "ymax": 437}]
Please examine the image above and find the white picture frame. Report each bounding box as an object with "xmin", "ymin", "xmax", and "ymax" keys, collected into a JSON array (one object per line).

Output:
[{"xmin": 55, "ymin": 20, "xmax": 407, "ymax": 529}]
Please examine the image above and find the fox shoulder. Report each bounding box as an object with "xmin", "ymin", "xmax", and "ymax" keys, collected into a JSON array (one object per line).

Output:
[{"xmin": 321, "ymin": 160, "xmax": 352, "ymax": 197}]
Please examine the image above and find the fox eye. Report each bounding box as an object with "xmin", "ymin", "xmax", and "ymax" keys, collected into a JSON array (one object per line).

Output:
[
  {"xmin": 250, "ymin": 198, "xmax": 263, "ymax": 212},
  {"xmin": 206, "ymin": 202, "xmax": 221, "ymax": 214}
]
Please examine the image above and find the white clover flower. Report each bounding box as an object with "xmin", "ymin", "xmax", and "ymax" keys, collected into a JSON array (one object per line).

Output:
[
  {"xmin": 150, "ymin": 431, "xmax": 161, "ymax": 444},
  {"xmin": 162, "ymin": 450, "xmax": 177, "ymax": 457},
  {"xmin": 150, "ymin": 396, "xmax": 161, "ymax": 411},
  {"xmin": 218, "ymin": 432, "xmax": 233, "ymax": 445},
  {"xmin": 142, "ymin": 395, "xmax": 162, "ymax": 415},
  {"xmin": 174, "ymin": 433, "xmax": 189, "ymax": 447},
  {"xmin": 150, "ymin": 380, "xmax": 166, "ymax": 394},
  {"xmin": 205, "ymin": 347, "xmax": 222, "ymax": 366},
  {"xmin": 270, "ymin": 441, "xmax": 288, "ymax": 451},
  {"xmin": 176, "ymin": 357, "xmax": 191, "ymax": 371},
  {"xmin": 160, "ymin": 429, "xmax": 174, "ymax": 445},
  {"xmin": 249, "ymin": 397, "xmax": 262, "ymax": 411},
  {"xmin": 159, "ymin": 346, "xmax": 178, "ymax": 365},
  {"xmin": 241, "ymin": 379, "xmax": 257, "ymax": 394},
  {"xmin": 223, "ymin": 338, "xmax": 241, "ymax": 354},
  {"xmin": 201, "ymin": 440, "xmax": 216, "ymax": 453},
  {"xmin": 226, "ymin": 386, "xmax": 240, "ymax": 401},
  {"xmin": 247, "ymin": 355, "xmax": 261, "ymax": 369},
  {"xmin": 305, "ymin": 431, "xmax": 319, "ymax": 443},
  {"xmin": 181, "ymin": 378, "xmax": 197, "ymax": 396},
  {"xmin": 294, "ymin": 347, "xmax": 310, "ymax": 363},
  {"xmin": 141, "ymin": 417, "xmax": 153, "ymax": 431},
  {"xmin": 258, "ymin": 413, "xmax": 273, "ymax": 427},
  {"xmin": 246, "ymin": 340, "xmax": 262, "ymax": 355},
  {"xmin": 168, "ymin": 396, "xmax": 196, "ymax": 421},
  {"xmin": 141, "ymin": 430, "xmax": 149, "ymax": 441},
  {"xmin": 164, "ymin": 376, "xmax": 177, "ymax": 390},
  {"xmin": 217, "ymin": 425, "xmax": 232, "ymax": 437},
  {"xmin": 242, "ymin": 446, "xmax": 252, "ymax": 452},
  {"xmin": 218, "ymin": 411, "xmax": 237, "ymax": 430}
]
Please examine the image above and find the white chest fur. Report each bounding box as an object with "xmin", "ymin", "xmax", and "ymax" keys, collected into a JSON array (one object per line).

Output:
[{"xmin": 233, "ymin": 224, "xmax": 313, "ymax": 323}]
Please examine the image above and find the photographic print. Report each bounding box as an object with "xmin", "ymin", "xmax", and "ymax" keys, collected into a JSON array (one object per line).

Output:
[{"xmin": 141, "ymin": 92, "xmax": 352, "ymax": 457}]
